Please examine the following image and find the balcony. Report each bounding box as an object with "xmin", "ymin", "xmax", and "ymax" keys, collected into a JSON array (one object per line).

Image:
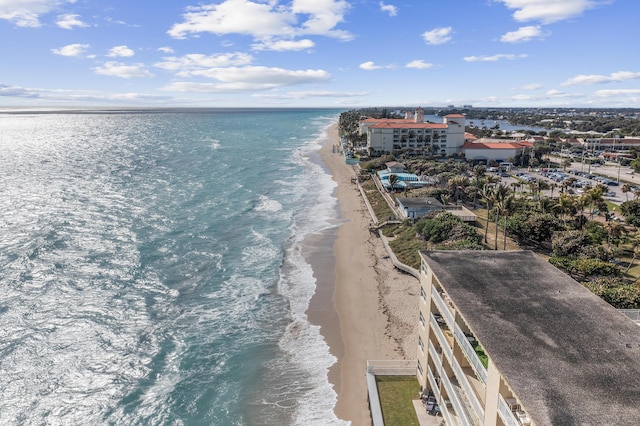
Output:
[
  {"xmin": 441, "ymin": 371, "xmax": 475, "ymax": 426},
  {"xmin": 454, "ymin": 324, "xmax": 488, "ymax": 383},
  {"xmin": 430, "ymin": 314, "xmax": 453, "ymax": 361},
  {"xmin": 498, "ymin": 394, "xmax": 523, "ymax": 426},
  {"xmin": 431, "ymin": 287, "xmax": 455, "ymax": 328},
  {"xmin": 430, "ymin": 339, "xmax": 484, "ymax": 423}
]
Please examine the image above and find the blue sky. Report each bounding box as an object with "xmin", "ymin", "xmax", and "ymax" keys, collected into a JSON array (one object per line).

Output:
[{"xmin": 1, "ymin": 0, "xmax": 638, "ymax": 108}]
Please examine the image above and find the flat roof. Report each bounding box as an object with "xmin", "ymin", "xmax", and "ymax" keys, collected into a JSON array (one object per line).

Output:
[
  {"xmin": 396, "ymin": 197, "xmax": 443, "ymax": 208},
  {"xmin": 420, "ymin": 250, "xmax": 640, "ymax": 426}
]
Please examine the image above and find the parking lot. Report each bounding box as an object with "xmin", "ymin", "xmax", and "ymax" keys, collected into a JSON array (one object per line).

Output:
[{"xmin": 492, "ymin": 162, "xmax": 638, "ymax": 208}]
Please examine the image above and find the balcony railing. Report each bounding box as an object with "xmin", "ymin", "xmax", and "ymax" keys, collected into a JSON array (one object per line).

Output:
[
  {"xmin": 431, "ymin": 287, "xmax": 455, "ymax": 328},
  {"xmin": 427, "ymin": 366, "xmax": 441, "ymax": 400},
  {"xmin": 454, "ymin": 324, "xmax": 488, "ymax": 383},
  {"xmin": 498, "ymin": 394, "xmax": 520, "ymax": 426},
  {"xmin": 441, "ymin": 372, "xmax": 474, "ymax": 426},
  {"xmin": 450, "ymin": 347, "xmax": 485, "ymax": 422},
  {"xmin": 428, "ymin": 340, "xmax": 441, "ymax": 364},
  {"xmin": 427, "ymin": 366, "xmax": 455, "ymax": 426},
  {"xmin": 430, "ymin": 329, "xmax": 484, "ymax": 423},
  {"xmin": 430, "ymin": 314, "xmax": 453, "ymax": 361}
]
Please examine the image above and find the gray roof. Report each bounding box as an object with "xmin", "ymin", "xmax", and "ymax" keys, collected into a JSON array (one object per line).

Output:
[
  {"xmin": 420, "ymin": 250, "xmax": 640, "ymax": 426},
  {"xmin": 396, "ymin": 197, "xmax": 443, "ymax": 209}
]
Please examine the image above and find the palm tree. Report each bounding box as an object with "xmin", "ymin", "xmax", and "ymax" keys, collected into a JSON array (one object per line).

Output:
[
  {"xmin": 481, "ymin": 184, "xmax": 496, "ymax": 244},
  {"xmin": 448, "ymin": 175, "xmax": 469, "ymax": 203},
  {"xmin": 588, "ymin": 186, "xmax": 606, "ymax": 219},
  {"xmin": 492, "ymin": 184, "xmax": 512, "ymax": 250},
  {"xmin": 499, "ymin": 194, "xmax": 516, "ymax": 250},
  {"xmin": 622, "ymin": 183, "xmax": 633, "ymax": 201},
  {"xmin": 471, "ymin": 169, "xmax": 486, "ymax": 208},
  {"xmin": 553, "ymin": 193, "xmax": 576, "ymax": 227},
  {"xmin": 624, "ymin": 233, "xmax": 640, "ymax": 274},
  {"xmin": 388, "ymin": 173, "xmax": 399, "ymax": 192}
]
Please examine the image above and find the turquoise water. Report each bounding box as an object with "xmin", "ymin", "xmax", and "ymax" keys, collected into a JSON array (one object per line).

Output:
[{"xmin": 0, "ymin": 108, "xmax": 349, "ymax": 425}]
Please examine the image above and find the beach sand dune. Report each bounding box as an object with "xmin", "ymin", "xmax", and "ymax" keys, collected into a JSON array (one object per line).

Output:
[{"xmin": 308, "ymin": 124, "xmax": 419, "ymax": 425}]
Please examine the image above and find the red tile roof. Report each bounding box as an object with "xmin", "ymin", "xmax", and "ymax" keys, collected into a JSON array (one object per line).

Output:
[
  {"xmin": 369, "ymin": 122, "xmax": 447, "ymax": 129},
  {"xmin": 462, "ymin": 142, "xmax": 528, "ymax": 149}
]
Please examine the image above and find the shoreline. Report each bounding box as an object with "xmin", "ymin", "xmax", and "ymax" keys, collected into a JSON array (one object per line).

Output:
[{"xmin": 306, "ymin": 123, "xmax": 419, "ymax": 425}]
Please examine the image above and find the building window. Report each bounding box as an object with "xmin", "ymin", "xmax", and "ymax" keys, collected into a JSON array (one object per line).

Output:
[
  {"xmin": 420, "ymin": 311, "xmax": 426, "ymax": 327},
  {"xmin": 418, "ymin": 336, "xmax": 425, "ymax": 353},
  {"xmin": 421, "ymin": 262, "xmax": 429, "ymax": 275},
  {"xmin": 420, "ymin": 286, "xmax": 427, "ymax": 302},
  {"xmin": 417, "ymin": 360, "xmax": 424, "ymax": 376}
]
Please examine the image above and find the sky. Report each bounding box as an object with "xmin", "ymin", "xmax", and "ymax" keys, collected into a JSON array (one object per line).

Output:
[{"xmin": 1, "ymin": 0, "xmax": 639, "ymax": 108}]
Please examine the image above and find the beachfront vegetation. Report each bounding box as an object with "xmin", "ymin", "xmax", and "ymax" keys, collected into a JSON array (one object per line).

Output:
[
  {"xmin": 355, "ymin": 154, "xmax": 640, "ymax": 309},
  {"xmin": 375, "ymin": 375, "xmax": 421, "ymax": 426}
]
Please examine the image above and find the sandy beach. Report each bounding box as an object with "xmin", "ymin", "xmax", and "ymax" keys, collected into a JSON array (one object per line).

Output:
[{"xmin": 307, "ymin": 124, "xmax": 420, "ymax": 425}]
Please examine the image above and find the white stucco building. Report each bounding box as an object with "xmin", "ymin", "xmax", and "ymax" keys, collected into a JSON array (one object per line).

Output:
[
  {"xmin": 364, "ymin": 108, "xmax": 466, "ymax": 156},
  {"xmin": 462, "ymin": 139, "xmax": 533, "ymax": 163}
]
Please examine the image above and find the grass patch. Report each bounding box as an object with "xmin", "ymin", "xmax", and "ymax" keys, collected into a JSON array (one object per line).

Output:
[
  {"xmin": 361, "ymin": 179, "xmax": 396, "ymax": 222},
  {"xmin": 385, "ymin": 223, "xmax": 431, "ymax": 269},
  {"xmin": 376, "ymin": 375, "xmax": 421, "ymax": 426}
]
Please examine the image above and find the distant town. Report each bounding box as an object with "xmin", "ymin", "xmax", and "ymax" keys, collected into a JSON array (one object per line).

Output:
[{"xmin": 354, "ymin": 106, "xmax": 640, "ymax": 138}]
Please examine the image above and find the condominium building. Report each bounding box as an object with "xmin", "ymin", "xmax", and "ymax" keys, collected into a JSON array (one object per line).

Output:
[
  {"xmin": 364, "ymin": 108, "xmax": 466, "ymax": 156},
  {"xmin": 416, "ymin": 250, "xmax": 640, "ymax": 426}
]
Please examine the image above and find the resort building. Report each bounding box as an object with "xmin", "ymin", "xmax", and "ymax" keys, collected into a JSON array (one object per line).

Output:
[
  {"xmin": 461, "ymin": 139, "xmax": 533, "ymax": 163},
  {"xmin": 580, "ymin": 137, "xmax": 640, "ymax": 151},
  {"xmin": 364, "ymin": 108, "xmax": 466, "ymax": 156},
  {"xmin": 416, "ymin": 250, "xmax": 640, "ymax": 426},
  {"xmin": 361, "ymin": 109, "xmax": 537, "ymax": 162}
]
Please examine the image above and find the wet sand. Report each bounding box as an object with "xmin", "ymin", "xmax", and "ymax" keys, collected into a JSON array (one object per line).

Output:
[{"xmin": 306, "ymin": 124, "xmax": 419, "ymax": 425}]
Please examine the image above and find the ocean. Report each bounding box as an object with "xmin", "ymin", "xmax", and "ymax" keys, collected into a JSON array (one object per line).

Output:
[{"xmin": 0, "ymin": 108, "xmax": 349, "ymax": 425}]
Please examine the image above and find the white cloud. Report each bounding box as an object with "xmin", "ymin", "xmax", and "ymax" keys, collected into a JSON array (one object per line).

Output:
[
  {"xmin": 107, "ymin": 45, "xmax": 135, "ymax": 57},
  {"xmin": 186, "ymin": 66, "xmax": 330, "ymax": 85},
  {"xmin": 56, "ymin": 13, "xmax": 88, "ymax": 30},
  {"xmin": 594, "ymin": 89, "xmax": 640, "ymax": 98},
  {"xmin": 252, "ymin": 39, "xmax": 315, "ymax": 51},
  {"xmin": 0, "ymin": 0, "xmax": 76, "ymax": 27},
  {"xmin": 379, "ymin": 2, "xmax": 397, "ymax": 17},
  {"xmin": 160, "ymin": 65, "xmax": 331, "ymax": 93},
  {"xmin": 155, "ymin": 52, "xmax": 253, "ymax": 75},
  {"xmin": 463, "ymin": 53, "xmax": 527, "ymax": 62},
  {"xmin": 500, "ymin": 25, "xmax": 546, "ymax": 43},
  {"xmin": 406, "ymin": 60, "xmax": 433, "ymax": 69},
  {"xmin": 422, "ymin": 27, "xmax": 452, "ymax": 45},
  {"xmin": 158, "ymin": 46, "xmax": 174, "ymax": 54},
  {"xmin": 497, "ymin": 0, "xmax": 603, "ymax": 24},
  {"xmin": 167, "ymin": 0, "xmax": 352, "ymax": 45},
  {"xmin": 522, "ymin": 83, "xmax": 543, "ymax": 90},
  {"xmin": 359, "ymin": 61, "xmax": 381, "ymax": 70},
  {"xmin": 359, "ymin": 61, "xmax": 395, "ymax": 70},
  {"xmin": 562, "ymin": 71, "xmax": 640, "ymax": 86},
  {"xmin": 0, "ymin": 83, "xmax": 174, "ymax": 103},
  {"xmin": 94, "ymin": 62, "xmax": 155, "ymax": 79},
  {"xmin": 51, "ymin": 43, "xmax": 90, "ymax": 57},
  {"xmin": 546, "ymin": 89, "xmax": 565, "ymax": 96}
]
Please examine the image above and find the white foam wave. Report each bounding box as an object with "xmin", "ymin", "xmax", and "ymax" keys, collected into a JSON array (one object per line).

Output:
[
  {"xmin": 274, "ymin": 117, "xmax": 349, "ymax": 425},
  {"xmin": 254, "ymin": 195, "xmax": 283, "ymax": 213}
]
